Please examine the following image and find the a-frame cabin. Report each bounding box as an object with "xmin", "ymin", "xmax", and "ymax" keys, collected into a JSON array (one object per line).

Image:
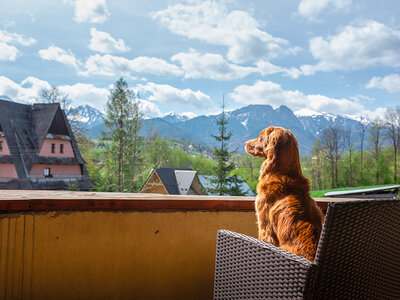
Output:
[
  {"xmin": 140, "ymin": 168, "xmax": 204, "ymax": 195},
  {"xmin": 0, "ymin": 99, "xmax": 92, "ymax": 190}
]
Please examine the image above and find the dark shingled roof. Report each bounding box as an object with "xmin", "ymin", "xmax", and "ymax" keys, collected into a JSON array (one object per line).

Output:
[
  {"xmin": 0, "ymin": 99, "xmax": 91, "ymax": 190},
  {"xmin": 155, "ymin": 168, "xmax": 192, "ymax": 194}
]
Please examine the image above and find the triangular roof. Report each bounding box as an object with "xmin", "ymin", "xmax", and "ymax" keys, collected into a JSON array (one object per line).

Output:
[
  {"xmin": 155, "ymin": 168, "xmax": 192, "ymax": 194},
  {"xmin": 174, "ymin": 170, "xmax": 197, "ymax": 195},
  {"xmin": 0, "ymin": 99, "xmax": 90, "ymax": 190},
  {"xmin": 141, "ymin": 167, "xmax": 204, "ymax": 195},
  {"xmin": 32, "ymin": 103, "xmax": 60, "ymax": 152},
  {"xmin": 0, "ymin": 100, "xmax": 36, "ymax": 186}
]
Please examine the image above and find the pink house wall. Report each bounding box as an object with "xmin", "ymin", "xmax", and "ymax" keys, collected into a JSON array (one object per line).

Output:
[
  {"xmin": 29, "ymin": 164, "xmax": 82, "ymax": 176},
  {"xmin": 39, "ymin": 138, "xmax": 75, "ymax": 157},
  {"xmin": 0, "ymin": 136, "xmax": 11, "ymax": 155},
  {"xmin": 0, "ymin": 163, "xmax": 18, "ymax": 178}
]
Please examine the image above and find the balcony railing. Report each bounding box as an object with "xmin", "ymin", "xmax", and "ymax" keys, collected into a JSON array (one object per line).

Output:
[{"xmin": 0, "ymin": 191, "xmax": 362, "ymax": 300}]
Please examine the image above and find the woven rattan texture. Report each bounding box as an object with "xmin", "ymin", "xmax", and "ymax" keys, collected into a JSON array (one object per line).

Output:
[
  {"xmin": 313, "ymin": 200, "xmax": 400, "ymax": 299},
  {"xmin": 213, "ymin": 230, "xmax": 315, "ymax": 299},
  {"xmin": 214, "ymin": 200, "xmax": 400, "ymax": 300}
]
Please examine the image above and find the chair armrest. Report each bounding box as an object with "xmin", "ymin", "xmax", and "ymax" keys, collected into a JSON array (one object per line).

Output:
[{"xmin": 214, "ymin": 230, "xmax": 316, "ymax": 300}]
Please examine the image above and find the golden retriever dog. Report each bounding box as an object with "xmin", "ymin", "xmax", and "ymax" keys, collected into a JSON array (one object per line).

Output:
[{"xmin": 245, "ymin": 126, "xmax": 323, "ymax": 261}]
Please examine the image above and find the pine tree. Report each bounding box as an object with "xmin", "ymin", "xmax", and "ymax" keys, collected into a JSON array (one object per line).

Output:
[
  {"xmin": 211, "ymin": 98, "xmax": 243, "ymax": 195},
  {"xmin": 102, "ymin": 78, "xmax": 143, "ymax": 192},
  {"xmin": 229, "ymin": 174, "xmax": 246, "ymax": 196}
]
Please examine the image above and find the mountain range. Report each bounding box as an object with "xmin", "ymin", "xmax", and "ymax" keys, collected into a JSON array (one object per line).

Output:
[
  {"xmin": 0, "ymin": 94, "xmax": 368, "ymax": 155},
  {"xmin": 75, "ymin": 103, "xmax": 368, "ymax": 155}
]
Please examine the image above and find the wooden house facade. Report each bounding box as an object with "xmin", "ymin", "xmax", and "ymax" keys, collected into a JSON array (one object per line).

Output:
[
  {"xmin": 140, "ymin": 168, "xmax": 204, "ymax": 195},
  {"xmin": 0, "ymin": 99, "xmax": 91, "ymax": 190}
]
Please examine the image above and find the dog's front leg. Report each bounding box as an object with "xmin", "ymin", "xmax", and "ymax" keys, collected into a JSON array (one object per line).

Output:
[{"xmin": 257, "ymin": 208, "xmax": 279, "ymax": 246}]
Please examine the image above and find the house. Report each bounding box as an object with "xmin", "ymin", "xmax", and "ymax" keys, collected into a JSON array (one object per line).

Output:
[
  {"xmin": 0, "ymin": 99, "xmax": 91, "ymax": 190},
  {"xmin": 198, "ymin": 175, "xmax": 254, "ymax": 196},
  {"xmin": 140, "ymin": 168, "xmax": 205, "ymax": 195}
]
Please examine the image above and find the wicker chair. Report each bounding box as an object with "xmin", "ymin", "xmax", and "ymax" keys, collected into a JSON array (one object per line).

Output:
[{"xmin": 213, "ymin": 200, "xmax": 400, "ymax": 299}]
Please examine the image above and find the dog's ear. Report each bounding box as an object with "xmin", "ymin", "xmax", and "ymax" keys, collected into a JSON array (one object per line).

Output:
[
  {"xmin": 262, "ymin": 128, "xmax": 286, "ymax": 170},
  {"xmin": 261, "ymin": 128, "xmax": 302, "ymax": 176}
]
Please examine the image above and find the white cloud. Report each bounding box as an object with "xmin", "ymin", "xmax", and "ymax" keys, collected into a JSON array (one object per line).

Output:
[
  {"xmin": 89, "ymin": 28, "xmax": 130, "ymax": 53},
  {"xmin": 39, "ymin": 46, "xmax": 81, "ymax": 72},
  {"xmin": 0, "ymin": 29, "xmax": 36, "ymax": 61},
  {"xmin": 0, "ymin": 29, "xmax": 36, "ymax": 46},
  {"xmin": 171, "ymin": 49, "xmax": 257, "ymax": 80},
  {"xmin": 230, "ymin": 80, "xmax": 364, "ymax": 115},
  {"xmin": 298, "ymin": 0, "xmax": 351, "ymax": 21},
  {"xmin": 63, "ymin": 0, "xmax": 109, "ymax": 23},
  {"xmin": 38, "ymin": 45, "xmax": 183, "ymax": 78},
  {"xmin": 83, "ymin": 54, "xmax": 183, "ymax": 77},
  {"xmin": 1, "ymin": 20, "xmax": 17, "ymax": 29},
  {"xmin": 152, "ymin": 0, "xmax": 296, "ymax": 63},
  {"xmin": 60, "ymin": 83, "xmax": 162, "ymax": 116},
  {"xmin": 136, "ymin": 82, "xmax": 212, "ymax": 109},
  {"xmin": 139, "ymin": 99, "xmax": 162, "ymax": 118},
  {"xmin": 0, "ymin": 76, "xmax": 51, "ymax": 103},
  {"xmin": 58, "ymin": 83, "xmax": 109, "ymax": 111},
  {"xmin": 366, "ymin": 74, "xmax": 400, "ymax": 93},
  {"xmin": 0, "ymin": 75, "xmax": 119, "ymax": 113},
  {"xmin": 349, "ymin": 94, "xmax": 375, "ymax": 102},
  {"xmin": 363, "ymin": 107, "xmax": 388, "ymax": 121},
  {"xmin": 0, "ymin": 42, "xmax": 19, "ymax": 61},
  {"xmin": 256, "ymin": 60, "xmax": 301, "ymax": 79},
  {"xmin": 301, "ymin": 21, "xmax": 400, "ymax": 75}
]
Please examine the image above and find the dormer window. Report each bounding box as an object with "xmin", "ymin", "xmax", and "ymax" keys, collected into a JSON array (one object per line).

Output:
[
  {"xmin": 0, "ymin": 141, "xmax": 3, "ymax": 152},
  {"xmin": 51, "ymin": 143, "xmax": 55, "ymax": 153},
  {"xmin": 60, "ymin": 144, "xmax": 64, "ymax": 154}
]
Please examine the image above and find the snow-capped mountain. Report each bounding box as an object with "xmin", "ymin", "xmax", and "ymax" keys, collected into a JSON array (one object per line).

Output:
[
  {"xmin": 162, "ymin": 112, "xmax": 190, "ymax": 124},
  {"xmin": 296, "ymin": 111, "xmax": 365, "ymax": 138},
  {"xmin": 68, "ymin": 105, "xmax": 104, "ymax": 127}
]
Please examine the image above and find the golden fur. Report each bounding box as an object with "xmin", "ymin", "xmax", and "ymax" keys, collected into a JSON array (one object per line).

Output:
[{"xmin": 245, "ymin": 126, "xmax": 323, "ymax": 260}]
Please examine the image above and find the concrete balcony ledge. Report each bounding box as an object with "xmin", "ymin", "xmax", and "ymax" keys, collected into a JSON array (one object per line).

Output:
[{"xmin": 0, "ymin": 190, "xmax": 358, "ymax": 212}]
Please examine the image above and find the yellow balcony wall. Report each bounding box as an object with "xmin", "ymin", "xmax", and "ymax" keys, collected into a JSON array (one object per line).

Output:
[{"xmin": 0, "ymin": 191, "xmax": 261, "ymax": 300}]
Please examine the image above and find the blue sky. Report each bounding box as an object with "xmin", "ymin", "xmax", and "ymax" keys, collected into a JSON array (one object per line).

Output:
[{"xmin": 0, "ymin": 0, "xmax": 399, "ymax": 119}]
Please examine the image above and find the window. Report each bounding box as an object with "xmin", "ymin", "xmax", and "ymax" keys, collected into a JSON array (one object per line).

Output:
[
  {"xmin": 60, "ymin": 144, "xmax": 64, "ymax": 154},
  {"xmin": 0, "ymin": 141, "xmax": 3, "ymax": 152},
  {"xmin": 51, "ymin": 143, "xmax": 55, "ymax": 153},
  {"xmin": 44, "ymin": 168, "xmax": 51, "ymax": 177}
]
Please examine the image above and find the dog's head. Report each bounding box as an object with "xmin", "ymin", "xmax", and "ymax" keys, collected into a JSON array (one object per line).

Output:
[{"xmin": 245, "ymin": 126, "xmax": 302, "ymax": 176}]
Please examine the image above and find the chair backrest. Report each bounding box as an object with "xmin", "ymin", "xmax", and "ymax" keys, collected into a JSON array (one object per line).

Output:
[{"xmin": 313, "ymin": 199, "xmax": 400, "ymax": 299}]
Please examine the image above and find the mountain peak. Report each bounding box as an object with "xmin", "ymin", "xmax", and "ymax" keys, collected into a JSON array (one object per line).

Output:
[
  {"xmin": 162, "ymin": 112, "xmax": 190, "ymax": 124},
  {"xmin": 68, "ymin": 105, "xmax": 104, "ymax": 126}
]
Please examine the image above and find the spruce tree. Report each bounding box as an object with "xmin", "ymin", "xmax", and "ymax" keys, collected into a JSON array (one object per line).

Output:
[
  {"xmin": 102, "ymin": 78, "xmax": 143, "ymax": 192},
  {"xmin": 211, "ymin": 98, "xmax": 243, "ymax": 195}
]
